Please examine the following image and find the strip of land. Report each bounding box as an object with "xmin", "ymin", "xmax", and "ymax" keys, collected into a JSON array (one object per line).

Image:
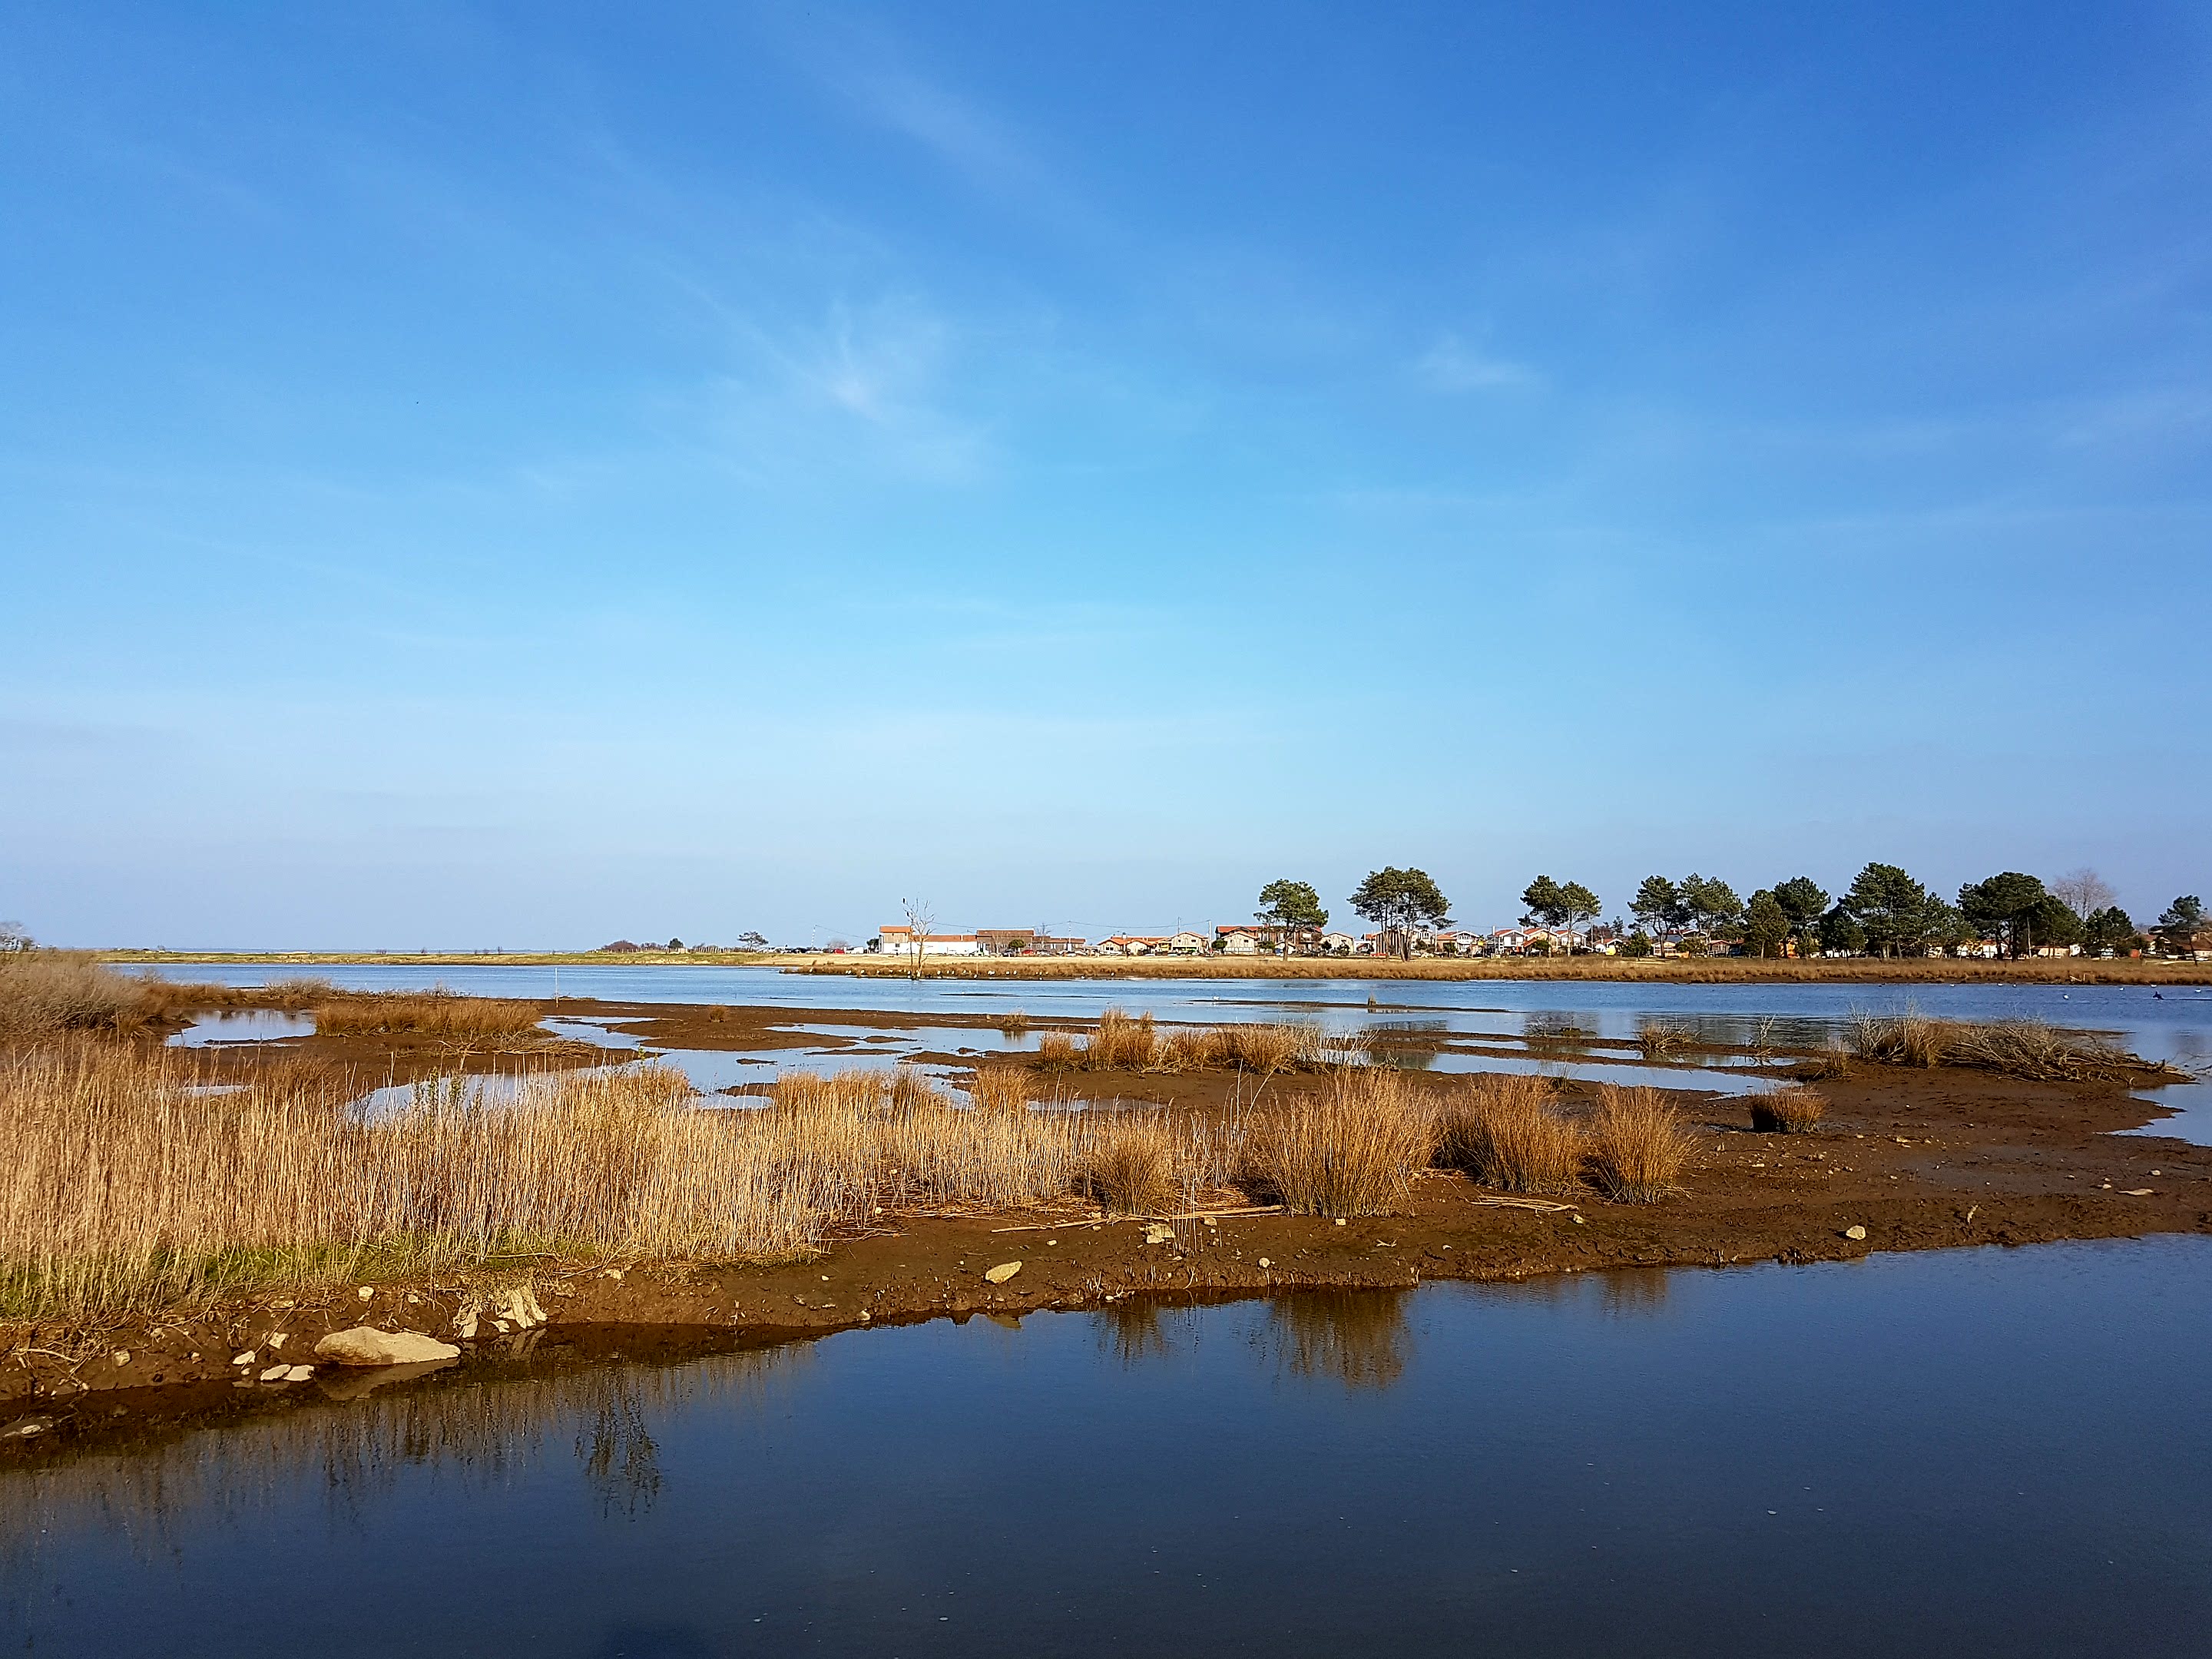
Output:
[{"xmin": 89, "ymin": 945, "xmax": 2212, "ymax": 984}]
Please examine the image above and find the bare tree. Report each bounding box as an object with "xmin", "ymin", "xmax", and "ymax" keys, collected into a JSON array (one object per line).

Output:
[
  {"xmin": 899, "ymin": 897, "xmax": 935, "ymax": 982},
  {"xmin": 2050, "ymin": 867, "xmax": 2115, "ymax": 925}
]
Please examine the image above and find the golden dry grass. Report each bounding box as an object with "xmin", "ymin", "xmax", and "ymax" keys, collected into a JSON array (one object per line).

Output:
[
  {"xmin": 965, "ymin": 1066, "xmax": 1033, "ymax": 1113},
  {"xmin": 1034, "ymin": 1031, "xmax": 1083, "ymax": 1069},
  {"xmin": 1030, "ymin": 1008, "xmax": 1330, "ymax": 1076},
  {"xmin": 0, "ymin": 952, "xmax": 151, "ymax": 1036},
  {"xmin": 1847, "ymin": 1012, "xmax": 2155, "ymax": 1080},
  {"xmin": 1750, "ymin": 1085, "xmax": 1827, "ymax": 1134},
  {"xmin": 1588, "ymin": 1084, "xmax": 1694, "ymax": 1202},
  {"xmin": 1081, "ymin": 1116, "xmax": 1181, "ymax": 1214},
  {"xmin": 312, "ymin": 991, "xmax": 548, "ymax": 1045},
  {"xmin": 1436, "ymin": 1073, "xmax": 1584, "ymax": 1194},
  {"xmin": 11, "ymin": 1041, "xmax": 1272, "ymax": 1330},
  {"xmin": 1247, "ymin": 1070, "xmax": 1435, "ymax": 1217}
]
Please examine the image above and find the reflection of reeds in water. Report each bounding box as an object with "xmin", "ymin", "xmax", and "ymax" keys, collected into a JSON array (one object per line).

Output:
[
  {"xmin": 0, "ymin": 1340, "xmax": 803, "ymax": 1578},
  {"xmin": 1093, "ymin": 1300, "xmax": 1199, "ymax": 1368},
  {"xmin": 1267, "ymin": 1290, "xmax": 1410, "ymax": 1391}
]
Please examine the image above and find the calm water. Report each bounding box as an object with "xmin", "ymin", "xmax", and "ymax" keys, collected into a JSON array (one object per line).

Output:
[
  {"xmin": 4, "ymin": 1237, "xmax": 2207, "ymax": 1657},
  {"xmin": 133, "ymin": 963, "xmax": 2212, "ymax": 1138}
]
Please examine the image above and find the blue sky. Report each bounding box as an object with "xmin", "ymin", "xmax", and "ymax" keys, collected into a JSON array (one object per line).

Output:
[{"xmin": 4, "ymin": 2, "xmax": 2208, "ymax": 948}]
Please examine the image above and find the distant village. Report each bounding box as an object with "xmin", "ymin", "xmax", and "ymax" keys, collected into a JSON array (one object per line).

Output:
[
  {"xmin": 869, "ymin": 922, "xmax": 1654, "ymax": 959},
  {"xmin": 592, "ymin": 867, "xmax": 2210, "ymax": 963}
]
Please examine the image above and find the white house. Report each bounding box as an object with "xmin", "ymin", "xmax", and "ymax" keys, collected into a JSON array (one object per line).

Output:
[
  {"xmin": 1098, "ymin": 934, "xmax": 1169, "ymax": 956},
  {"xmin": 1167, "ymin": 930, "xmax": 1207, "ymax": 953},
  {"xmin": 878, "ymin": 926, "xmax": 982, "ymax": 957},
  {"xmin": 1319, "ymin": 931, "xmax": 1356, "ymax": 954}
]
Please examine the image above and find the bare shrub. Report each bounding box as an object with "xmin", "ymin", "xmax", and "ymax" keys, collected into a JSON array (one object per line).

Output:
[
  {"xmin": 1588, "ymin": 1084, "xmax": 1693, "ymax": 1203},
  {"xmin": 1637, "ymin": 1022, "xmax": 1691, "ymax": 1059},
  {"xmin": 1436, "ymin": 1073, "xmax": 1584, "ymax": 1193},
  {"xmin": 1795, "ymin": 1042, "xmax": 1853, "ymax": 1081},
  {"xmin": 1749, "ymin": 1085, "xmax": 1826, "ymax": 1134},
  {"xmin": 995, "ymin": 1011, "xmax": 1032, "ymax": 1038},
  {"xmin": 1247, "ymin": 1070, "xmax": 1435, "ymax": 1217}
]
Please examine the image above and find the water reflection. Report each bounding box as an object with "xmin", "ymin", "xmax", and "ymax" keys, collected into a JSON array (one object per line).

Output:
[
  {"xmin": 1094, "ymin": 1300, "xmax": 1198, "ymax": 1368},
  {"xmin": 8, "ymin": 1242, "xmax": 2212, "ymax": 1657},
  {"xmin": 578, "ymin": 1395, "xmax": 663, "ymax": 1519},
  {"xmin": 1262, "ymin": 1289, "xmax": 1412, "ymax": 1391}
]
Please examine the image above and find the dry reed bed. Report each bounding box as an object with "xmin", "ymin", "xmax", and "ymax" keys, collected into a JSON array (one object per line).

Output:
[
  {"xmin": 0, "ymin": 1045, "xmax": 1256, "ymax": 1326},
  {"xmin": 4, "ymin": 1028, "xmax": 1715, "ymax": 1333},
  {"xmin": 1033, "ymin": 1009, "xmax": 1341, "ymax": 1075},
  {"xmin": 310, "ymin": 991, "xmax": 550, "ymax": 1045},
  {"xmin": 0, "ymin": 952, "xmax": 156, "ymax": 1036},
  {"xmin": 1846, "ymin": 1012, "xmax": 2167, "ymax": 1081}
]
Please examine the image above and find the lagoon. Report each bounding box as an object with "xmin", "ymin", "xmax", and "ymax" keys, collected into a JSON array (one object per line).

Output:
[{"xmin": 6, "ymin": 1237, "xmax": 2209, "ymax": 1657}]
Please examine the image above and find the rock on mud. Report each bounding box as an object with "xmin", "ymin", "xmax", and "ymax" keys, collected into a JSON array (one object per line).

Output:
[
  {"xmin": 314, "ymin": 1327, "xmax": 462, "ymax": 1367},
  {"xmin": 983, "ymin": 1261, "xmax": 1022, "ymax": 1284}
]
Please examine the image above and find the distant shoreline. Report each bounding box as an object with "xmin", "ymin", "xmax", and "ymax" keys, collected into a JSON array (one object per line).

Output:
[{"xmin": 92, "ymin": 948, "xmax": 2212, "ymax": 985}]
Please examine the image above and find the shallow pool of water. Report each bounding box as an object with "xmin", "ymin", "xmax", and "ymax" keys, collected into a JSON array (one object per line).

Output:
[
  {"xmin": 6, "ymin": 1237, "xmax": 2207, "ymax": 1657},
  {"xmin": 164, "ymin": 1009, "xmax": 317, "ymax": 1047}
]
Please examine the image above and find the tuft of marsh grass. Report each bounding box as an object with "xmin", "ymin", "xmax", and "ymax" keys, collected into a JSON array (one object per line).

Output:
[
  {"xmin": 1081, "ymin": 1115, "xmax": 1181, "ymax": 1214},
  {"xmin": 995, "ymin": 1011, "xmax": 1033, "ymax": 1038},
  {"xmin": 1637, "ymin": 1022, "xmax": 1692, "ymax": 1059},
  {"xmin": 1588, "ymin": 1083, "xmax": 1694, "ymax": 1203},
  {"xmin": 1749, "ymin": 1085, "xmax": 1827, "ymax": 1134},
  {"xmin": 313, "ymin": 991, "xmax": 547, "ymax": 1046},
  {"xmin": 1247, "ymin": 1070, "xmax": 1434, "ymax": 1217},
  {"xmin": 1435, "ymin": 1073, "xmax": 1584, "ymax": 1194},
  {"xmin": 1033, "ymin": 1031, "xmax": 1083, "ymax": 1070}
]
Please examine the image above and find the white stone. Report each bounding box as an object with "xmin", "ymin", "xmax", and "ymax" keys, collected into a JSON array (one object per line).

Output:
[
  {"xmin": 232, "ymin": 1350, "xmax": 256, "ymax": 1366},
  {"xmin": 454, "ymin": 1312, "xmax": 479, "ymax": 1340},
  {"xmin": 283, "ymin": 1365, "xmax": 314, "ymax": 1382},
  {"xmin": 266, "ymin": 1333, "xmax": 286, "ymax": 1349},
  {"xmin": 111, "ymin": 1351, "xmax": 129, "ymax": 1366},
  {"xmin": 260, "ymin": 1364, "xmax": 292, "ymax": 1382},
  {"xmin": 495, "ymin": 1286, "xmax": 547, "ymax": 1330},
  {"xmin": 1257, "ymin": 1257, "xmax": 1272, "ymax": 1268},
  {"xmin": 314, "ymin": 1326, "xmax": 462, "ymax": 1367},
  {"xmin": 358, "ymin": 1286, "xmax": 375, "ymax": 1300},
  {"xmin": 983, "ymin": 1261, "xmax": 1022, "ymax": 1284},
  {"xmin": 1843, "ymin": 1225, "xmax": 1868, "ymax": 1241}
]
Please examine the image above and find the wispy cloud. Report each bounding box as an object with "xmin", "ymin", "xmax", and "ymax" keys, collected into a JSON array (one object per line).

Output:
[{"xmin": 1412, "ymin": 333, "xmax": 1541, "ymax": 392}]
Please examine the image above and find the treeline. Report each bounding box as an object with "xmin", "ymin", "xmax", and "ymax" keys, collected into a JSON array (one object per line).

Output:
[{"xmin": 1519, "ymin": 866, "xmax": 2206, "ymax": 959}]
